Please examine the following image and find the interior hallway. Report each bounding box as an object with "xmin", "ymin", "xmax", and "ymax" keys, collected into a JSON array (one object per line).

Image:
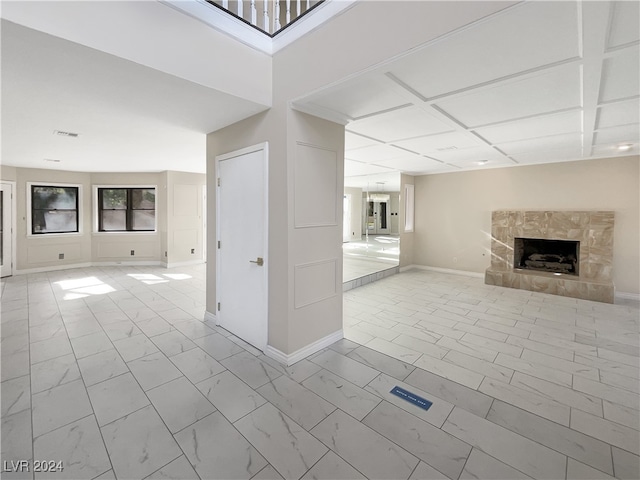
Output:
[{"xmin": 1, "ymin": 264, "xmax": 639, "ymax": 480}]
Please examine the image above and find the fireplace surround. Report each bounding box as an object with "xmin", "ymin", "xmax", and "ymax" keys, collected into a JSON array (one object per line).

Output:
[{"xmin": 485, "ymin": 211, "xmax": 615, "ymax": 303}]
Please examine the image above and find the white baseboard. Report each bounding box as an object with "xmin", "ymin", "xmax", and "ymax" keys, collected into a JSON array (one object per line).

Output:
[
  {"xmin": 203, "ymin": 310, "xmax": 218, "ymax": 323},
  {"xmin": 92, "ymin": 261, "xmax": 162, "ymax": 267},
  {"xmin": 165, "ymin": 259, "xmax": 205, "ymax": 268},
  {"xmin": 401, "ymin": 264, "xmax": 484, "ymax": 278},
  {"xmin": 264, "ymin": 329, "xmax": 343, "ymax": 366},
  {"xmin": 615, "ymin": 291, "xmax": 640, "ymax": 301},
  {"xmin": 13, "ymin": 259, "xmax": 204, "ymax": 275},
  {"xmin": 15, "ymin": 262, "xmax": 93, "ymax": 275}
]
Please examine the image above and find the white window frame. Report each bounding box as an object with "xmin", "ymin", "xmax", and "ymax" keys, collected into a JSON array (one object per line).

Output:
[
  {"xmin": 27, "ymin": 182, "xmax": 83, "ymax": 237},
  {"xmin": 404, "ymin": 183, "xmax": 415, "ymax": 233},
  {"xmin": 93, "ymin": 185, "xmax": 158, "ymax": 234}
]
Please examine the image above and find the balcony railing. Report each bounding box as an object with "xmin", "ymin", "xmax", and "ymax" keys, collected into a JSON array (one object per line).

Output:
[{"xmin": 207, "ymin": 0, "xmax": 323, "ymax": 36}]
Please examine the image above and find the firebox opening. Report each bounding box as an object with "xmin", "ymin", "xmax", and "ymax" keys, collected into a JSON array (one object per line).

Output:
[{"xmin": 514, "ymin": 238, "xmax": 580, "ymax": 276}]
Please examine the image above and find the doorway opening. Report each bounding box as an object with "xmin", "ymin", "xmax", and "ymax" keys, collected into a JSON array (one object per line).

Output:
[{"xmin": 343, "ymin": 175, "xmax": 400, "ymax": 283}]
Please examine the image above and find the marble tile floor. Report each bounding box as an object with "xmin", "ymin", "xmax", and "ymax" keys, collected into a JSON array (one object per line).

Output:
[
  {"xmin": 343, "ymin": 235, "xmax": 399, "ymax": 282},
  {"xmin": 1, "ymin": 264, "xmax": 639, "ymax": 480}
]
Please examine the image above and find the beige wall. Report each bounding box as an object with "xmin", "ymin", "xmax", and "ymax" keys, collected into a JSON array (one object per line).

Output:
[
  {"xmin": 390, "ymin": 192, "xmax": 400, "ymax": 235},
  {"xmin": 412, "ymin": 156, "xmax": 640, "ymax": 294},
  {"xmin": 0, "ymin": 166, "xmax": 17, "ymax": 182},
  {"xmin": 0, "ymin": 167, "xmax": 205, "ymax": 272}
]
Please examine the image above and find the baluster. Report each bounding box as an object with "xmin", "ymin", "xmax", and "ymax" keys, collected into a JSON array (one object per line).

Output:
[
  {"xmin": 251, "ymin": 0, "xmax": 257, "ymax": 25},
  {"xmin": 297, "ymin": 0, "xmax": 301, "ymax": 18},
  {"xmin": 222, "ymin": 0, "xmax": 228, "ymax": 9},
  {"xmin": 263, "ymin": 0, "xmax": 270, "ymax": 33},
  {"xmin": 286, "ymin": 0, "xmax": 291, "ymax": 24},
  {"xmin": 306, "ymin": 0, "xmax": 309, "ymax": 11},
  {"xmin": 237, "ymin": 0, "xmax": 243, "ymax": 19},
  {"xmin": 274, "ymin": 0, "xmax": 281, "ymax": 31}
]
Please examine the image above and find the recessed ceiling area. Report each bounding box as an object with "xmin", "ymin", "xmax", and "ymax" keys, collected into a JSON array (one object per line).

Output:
[{"xmin": 293, "ymin": 1, "xmax": 639, "ymax": 184}]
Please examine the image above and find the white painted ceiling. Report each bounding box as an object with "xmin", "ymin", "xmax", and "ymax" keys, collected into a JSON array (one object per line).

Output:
[
  {"xmin": 294, "ymin": 1, "xmax": 640, "ymax": 183},
  {"xmin": 2, "ymin": 1, "xmax": 638, "ymax": 181},
  {"xmin": 1, "ymin": 19, "xmax": 268, "ymax": 174}
]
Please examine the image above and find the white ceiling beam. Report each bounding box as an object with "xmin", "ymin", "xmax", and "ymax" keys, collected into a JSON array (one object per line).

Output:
[{"xmin": 579, "ymin": 1, "xmax": 612, "ymax": 156}]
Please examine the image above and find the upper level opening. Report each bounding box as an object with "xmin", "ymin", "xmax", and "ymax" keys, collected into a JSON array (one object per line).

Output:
[
  {"xmin": 207, "ymin": 0, "xmax": 323, "ymax": 36},
  {"xmin": 162, "ymin": 0, "xmax": 356, "ymax": 54}
]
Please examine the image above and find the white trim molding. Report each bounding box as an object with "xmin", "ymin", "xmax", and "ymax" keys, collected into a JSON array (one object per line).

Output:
[
  {"xmin": 615, "ymin": 291, "xmax": 640, "ymax": 302},
  {"xmin": 203, "ymin": 310, "xmax": 218, "ymax": 324},
  {"xmin": 264, "ymin": 329, "xmax": 343, "ymax": 366},
  {"xmin": 400, "ymin": 264, "xmax": 484, "ymax": 278},
  {"xmin": 15, "ymin": 262, "xmax": 93, "ymax": 275},
  {"xmin": 15, "ymin": 260, "xmax": 166, "ymax": 275},
  {"xmin": 165, "ymin": 259, "xmax": 206, "ymax": 269}
]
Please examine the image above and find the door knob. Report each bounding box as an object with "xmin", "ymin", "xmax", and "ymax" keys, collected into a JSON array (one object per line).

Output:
[{"xmin": 249, "ymin": 257, "xmax": 264, "ymax": 266}]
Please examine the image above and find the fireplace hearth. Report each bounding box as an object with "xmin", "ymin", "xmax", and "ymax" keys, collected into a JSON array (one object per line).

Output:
[{"xmin": 514, "ymin": 238, "xmax": 579, "ymax": 275}]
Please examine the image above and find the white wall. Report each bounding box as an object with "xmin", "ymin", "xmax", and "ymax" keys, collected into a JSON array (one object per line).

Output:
[
  {"xmin": 344, "ymin": 186, "xmax": 362, "ymax": 241},
  {"xmin": 399, "ymin": 174, "xmax": 415, "ymax": 268},
  {"xmin": 166, "ymin": 171, "xmax": 207, "ymax": 266},
  {"xmin": 412, "ymin": 156, "xmax": 640, "ymax": 294},
  {"xmin": 2, "ymin": 1, "xmax": 272, "ymax": 106}
]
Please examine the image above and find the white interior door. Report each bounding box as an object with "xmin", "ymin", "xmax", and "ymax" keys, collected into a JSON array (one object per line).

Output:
[
  {"xmin": 216, "ymin": 145, "xmax": 268, "ymax": 350},
  {"xmin": 1, "ymin": 183, "xmax": 13, "ymax": 277}
]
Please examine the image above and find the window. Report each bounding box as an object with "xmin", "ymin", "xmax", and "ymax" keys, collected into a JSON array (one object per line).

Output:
[
  {"xmin": 98, "ymin": 187, "xmax": 156, "ymax": 232},
  {"xmin": 404, "ymin": 183, "xmax": 414, "ymax": 233},
  {"xmin": 30, "ymin": 185, "xmax": 79, "ymax": 234}
]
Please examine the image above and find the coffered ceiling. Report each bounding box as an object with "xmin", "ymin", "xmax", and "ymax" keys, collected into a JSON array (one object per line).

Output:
[{"xmin": 294, "ymin": 1, "xmax": 639, "ymax": 180}]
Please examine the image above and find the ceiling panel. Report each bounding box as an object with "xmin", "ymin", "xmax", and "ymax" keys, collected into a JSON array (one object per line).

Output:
[
  {"xmin": 393, "ymin": 131, "xmax": 483, "ymax": 154},
  {"xmin": 375, "ymin": 156, "xmax": 455, "ymax": 174},
  {"xmin": 346, "ymin": 105, "xmax": 452, "ymax": 142},
  {"xmin": 510, "ymin": 147, "xmax": 585, "ymax": 165},
  {"xmin": 474, "ymin": 110, "xmax": 582, "ymax": 144},
  {"xmin": 592, "ymin": 144, "xmax": 638, "ymax": 157},
  {"xmin": 424, "ymin": 145, "xmax": 506, "ymax": 163},
  {"xmin": 447, "ymin": 157, "xmax": 514, "ymax": 169},
  {"xmin": 593, "ymin": 124, "xmax": 640, "ymax": 145},
  {"xmin": 498, "ymin": 133, "xmax": 582, "ymax": 155},
  {"xmin": 344, "ymin": 171, "xmax": 401, "ymax": 191},
  {"xmin": 307, "ymin": 75, "xmax": 410, "ymax": 120},
  {"xmin": 596, "ymin": 99, "xmax": 640, "ymax": 129},
  {"xmin": 389, "ymin": 1, "xmax": 579, "ymax": 99},
  {"xmin": 435, "ymin": 64, "xmax": 582, "ymax": 128},
  {"xmin": 607, "ymin": 1, "xmax": 640, "ymax": 50},
  {"xmin": 344, "ymin": 160, "xmax": 396, "ymax": 177},
  {"xmin": 345, "ymin": 144, "xmax": 416, "ymax": 163},
  {"xmin": 599, "ymin": 47, "xmax": 640, "ymax": 103},
  {"xmin": 345, "ymin": 131, "xmax": 380, "ymax": 150}
]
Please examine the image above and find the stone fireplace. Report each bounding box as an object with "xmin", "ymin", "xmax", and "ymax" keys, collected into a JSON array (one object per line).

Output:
[{"xmin": 485, "ymin": 211, "xmax": 615, "ymax": 303}]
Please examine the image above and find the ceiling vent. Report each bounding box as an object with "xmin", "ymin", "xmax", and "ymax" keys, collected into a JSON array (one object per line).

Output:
[
  {"xmin": 436, "ymin": 146, "xmax": 458, "ymax": 151},
  {"xmin": 44, "ymin": 158, "xmax": 61, "ymax": 163},
  {"xmin": 54, "ymin": 130, "xmax": 79, "ymax": 138}
]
